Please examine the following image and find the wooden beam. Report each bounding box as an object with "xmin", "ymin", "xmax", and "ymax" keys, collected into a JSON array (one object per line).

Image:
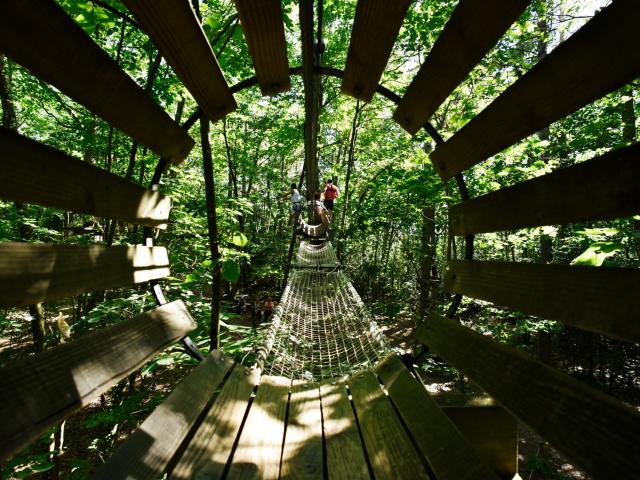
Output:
[
  {"xmin": 430, "ymin": 1, "xmax": 640, "ymax": 180},
  {"xmin": 0, "ymin": 127, "xmax": 171, "ymax": 228},
  {"xmin": 169, "ymin": 366, "xmax": 258, "ymax": 479},
  {"xmin": 319, "ymin": 381, "xmax": 369, "ymax": 479},
  {"xmin": 376, "ymin": 354, "xmax": 500, "ymax": 480},
  {"xmin": 95, "ymin": 350, "xmax": 231, "ymax": 480},
  {"xmin": 0, "ymin": 300, "xmax": 195, "ymax": 461},
  {"xmin": 442, "ymin": 406, "xmax": 518, "ymax": 479},
  {"xmin": 393, "ymin": 0, "xmax": 530, "ymax": 134},
  {"xmin": 445, "ymin": 259, "xmax": 640, "ymax": 343},
  {"xmin": 280, "ymin": 382, "xmax": 323, "ymax": 478},
  {"xmin": 341, "ymin": 0, "xmax": 412, "ymax": 102},
  {"xmin": 234, "ymin": 0, "xmax": 291, "ymax": 96},
  {"xmin": 415, "ymin": 312, "xmax": 640, "ymax": 479},
  {"xmin": 226, "ymin": 376, "xmax": 291, "ymax": 479},
  {"xmin": 0, "ymin": 243, "xmax": 170, "ymax": 307},
  {"xmin": 123, "ymin": 0, "xmax": 237, "ymax": 122},
  {"xmin": 348, "ymin": 369, "xmax": 427, "ymax": 479},
  {"xmin": 449, "ymin": 144, "xmax": 640, "ymax": 235},
  {"xmin": 0, "ymin": 0, "xmax": 194, "ymax": 164}
]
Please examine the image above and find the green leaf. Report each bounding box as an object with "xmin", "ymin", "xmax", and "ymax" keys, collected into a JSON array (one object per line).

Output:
[
  {"xmin": 221, "ymin": 259, "xmax": 241, "ymax": 282},
  {"xmin": 156, "ymin": 356, "xmax": 174, "ymax": 366},
  {"xmin": 232, "ymin": 232, "xmax": 249, "ymax": 248},
  {"xmin": 32, "ymin": 462, "xmax": 56, "ymax": 473},
  {"xmin": 571, "ymin": 241, "xmax": 623, "ymax": 266}
]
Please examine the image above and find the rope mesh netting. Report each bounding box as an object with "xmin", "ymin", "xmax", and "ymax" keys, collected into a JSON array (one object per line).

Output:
[{"xmin": 255, "ymin": 241, "xmax": 388, "ymax": 381}]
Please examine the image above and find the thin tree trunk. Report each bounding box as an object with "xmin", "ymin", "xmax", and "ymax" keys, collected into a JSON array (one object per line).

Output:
[
  {"xmin": 418, "ymin": 206, "xmax": 436, "ymax": 318},
  {"xmin": 340, "ymin": 100, "xmax": 362, "ymax": 231},
  {"xmin": 201, "ymin": 118, "xmax": 222, "ymax": 350}
]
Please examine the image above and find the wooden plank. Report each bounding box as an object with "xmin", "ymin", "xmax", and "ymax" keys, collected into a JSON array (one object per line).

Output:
[
  {"xmin": 0, "ymin": 127, "xmax": 171, "ymax": 228},
  {"xmin": 450, "ymin": 144, "xmax": 640, "ymax": 235},
  {"xmin": 416, "ymin": 312, "xmax": 640, "ymax": 480},
  {"xmin": 445, "ymin": 259, "xmax": 640, "ymax": 343},
  {"xmin": 443, "ymin": 406, "xmax": 518, "ymax": 479},
  {"xmin": 226, "ymin": 375, "xmax": 291, "ymax": 479},
  {"xmin": 319, "ymin": 381, "xmax": 369, "ymax": 479},
  {"xmin": 341, "ymin": 0, "xmax": 412, "ymax": 102},
  {"xmin": 169, "ymin": 366, "xmax": 258, "ymax": 479},
  {"xmin": 348, "ymin": 369, "xmax": 428, "ymax": 479},
  {"xmin": 430, "ymin": 1, "xmax": 640, "ymax": 180},
  {"xmin": 280, "ymin": 381, "xmax": 323, "ymax": 479},
  {"xmin": 0, "ymin": 0, "xmax": 194, "ymax": 164},
  {"xmin": 95, "ymin": 350, "xmax": 232, "ymax": 480},
  {"xmin": 0, "ymin": 243, "xmax": 170, "ymax": 308},
  {"xmin": 234, "ymin": 0, "xmax": 291, "ymax": 96},
  {"xmin": 0, "ymin": 300, "xmax": 195, "ymax": 461},
  {"xmin": 123, "ymin": 0, "xmax": 237, "ymax": 122},
  {"xmin": 376, "ymin": 354, "xmax": 499, "ymax": 480},
  {"xmin": 394, "ymin": 0, "xmax": 530, "ymax": 134}
]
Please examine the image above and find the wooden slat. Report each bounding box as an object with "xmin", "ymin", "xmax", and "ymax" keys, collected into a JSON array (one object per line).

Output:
[
  {"xmin": 449, "ymin": 144, "xmax": 640, "ymax": 235},
  {"xmin": 234, "ymin": 0, "xmax": 291, "ymax": 96},
  {"xmin": 445, "ymin": 259, "xmax": 640, "ymax": 343},
  {"xmin": 0, "ymin": 127, "xmax": 171, "ymax": 228},
  {"xmin": 341, "ymin": 0, "xmax": 412, "ymax": 102},
  {"xmin": 169, "ymin": 366, "xmax": 258, "ymax": 479},
  {"xmin": 348, "ymin": 369, "xmax": 428, "ymax": 479},
  {"xmin": 442, "ymin": 406, "xmax": 518, "ymax": 479},
  {"xmin": 430, "ymin": 1, "xmax": 640, "ymax": 180},
  {"xmin": 95, "ymin": 351, "xmax": 231, "ymax": 480},
  {"xmin": 376, "ymin": 354, "xmax": 499, "ymax": 480},
  {"xmin": 280, "ymin": 381, "xmax": 323, "ymax": 479},
  {"xmin": 0, "ymin": 0, "xmax": 194, "ymax": 164},
  {"xmin": 123, "ymin": 0, "xmax": 237, "ymax": 122},
  {"xmin": 0, "ymin": 300, "xmax": 195, "ymax": 461},
  {"xmin": 0, "ymin": 243, "xmax": 170, "ymax": 308},
  {"xmin": 416, "ymin": 312, "xmax": 640, "ymax": 480},
  {"xmin": 319, "ymin": 381, "xmax": 369, "ymax": 479},
  {"xmin": 394, "ymin": 0, "xmax": 530, "ymax": 134},
  {"xmin": 226, "ymin": 375, "xmax": 291, "ymax": 479}
]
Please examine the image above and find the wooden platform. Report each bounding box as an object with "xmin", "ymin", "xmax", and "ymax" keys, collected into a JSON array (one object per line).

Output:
[{"xmin": 97, "ymin": 352, "xmax": 515, "ymax": 479}]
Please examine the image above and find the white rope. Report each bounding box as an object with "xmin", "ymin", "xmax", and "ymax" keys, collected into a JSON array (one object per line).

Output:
[{"xmin": 256, "ymin": 241, "xmax": 388, "ymax": 381}]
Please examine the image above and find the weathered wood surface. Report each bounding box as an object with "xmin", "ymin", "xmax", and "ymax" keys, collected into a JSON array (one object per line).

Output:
[
  {"xmin": 169, "ymin": 366, "xmax": 258, "ymax": 479},
  {"xmin": 0, "ymin": 0, "xmax": 193, "ymax": 164},
  {"xmin": 319, "ymin": 381, "xmax": 369, "ymax": 479},
  {"xmin": 0, "ymin": 301, "xmax": 195, "ymax": 461},
  {"xmin": 226, "ymin": 375, "xmax": 291, "ymax": 479},
  {"xmin": 341, "ymin": 0, "xmax": 412, "ymax": 102},
  {"xmin": 430, "ymin": 1, "xmax": 640, "ymax": 180},
  {"xmin": 449, "ymin": 144, "xmax": 640, "ymax": 235},
  {"xmin": 0, "ymin": 243, "xmax": 170, "ymax": 307},
  {"xmin": 416, "ymin": 312, "xmax": 640, "ymax": 480},
  {"xmin": 348, "ymin": 369, "xmax": 428, "ymax": 479},
  {"xmin": 394, "ymin": 0, "xmax": 530, "ymax": 134},
  {"xmin": 443, "ymin": 406, "xmax": 518, "ymax": 479},
  {"xmin": 445, "ymin": 259, "xmax": 640, "ymax": 343},
  {"xmin": 95, "ymin": 350, "xmax": 231, "ymax": 480},
  {"xmin": 234, "ymin": 0, "xmax": 291, "ymax": 96},
  {"xmin": 376, "ymin": 354, "xmax": 499, "ymax": 480},
  {"xmin": 0, "ymin": 128, "xmax": 171, "ymax": 228},
  {"xmin": 123, "ymin": 0, "xmax": 237, "ymax": 122},
  {"xmin": 280, "ymin": 381, "xmax": 323, "ymax": 479}
]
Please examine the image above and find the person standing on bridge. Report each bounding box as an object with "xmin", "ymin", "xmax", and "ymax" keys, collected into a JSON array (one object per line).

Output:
[
  {"xmin": 281, "ymin": 183, "xmax": 302, "ymax": 225},
  {"xmin": 323, "ymin": 179, "xmax": 339, "ymax": 222}
]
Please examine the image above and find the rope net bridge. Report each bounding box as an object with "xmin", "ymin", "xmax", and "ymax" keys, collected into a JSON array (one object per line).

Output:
[{"xmin": 255, "ymin": 240, "xmax": 388, "ymax": 381}]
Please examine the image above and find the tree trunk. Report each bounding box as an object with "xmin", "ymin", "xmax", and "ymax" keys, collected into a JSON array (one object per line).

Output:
[
  {"xmin": 340, "ymin": 100, "xmax": 362, "ymax": 231},
  {"xmin": 201, "ymin": 118, "xmax": 222, "ymax": 350},
  {"xmin": 418, "ymin": 206, "xmax": 436, "ymax": 318}
]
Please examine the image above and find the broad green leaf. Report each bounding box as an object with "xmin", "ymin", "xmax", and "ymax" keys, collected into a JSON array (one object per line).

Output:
[
  {"xmin": 221, "ymin": 259, "xmax": 241, "ymax": 282},
  {"xmin": 232, "ymin": 233, "xmax": 249, "ymax": 248},
  {"xmin": 571, "ymin": 241, "xmax": 623, "ymax": 266}
]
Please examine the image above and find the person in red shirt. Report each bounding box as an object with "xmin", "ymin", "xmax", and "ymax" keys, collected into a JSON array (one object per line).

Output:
[
  {"xmin": 323, "ymin": 179, "xmax": 339, "ymax": 222},
  {"xmin": 263, "ymin": 297, "xmax": 276, "ymax": 322}
]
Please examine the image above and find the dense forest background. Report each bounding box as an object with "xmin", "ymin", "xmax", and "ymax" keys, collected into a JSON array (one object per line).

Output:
[{"xmin": 1, "ymin": 0, "xmax": 637, "ymax": 478}]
